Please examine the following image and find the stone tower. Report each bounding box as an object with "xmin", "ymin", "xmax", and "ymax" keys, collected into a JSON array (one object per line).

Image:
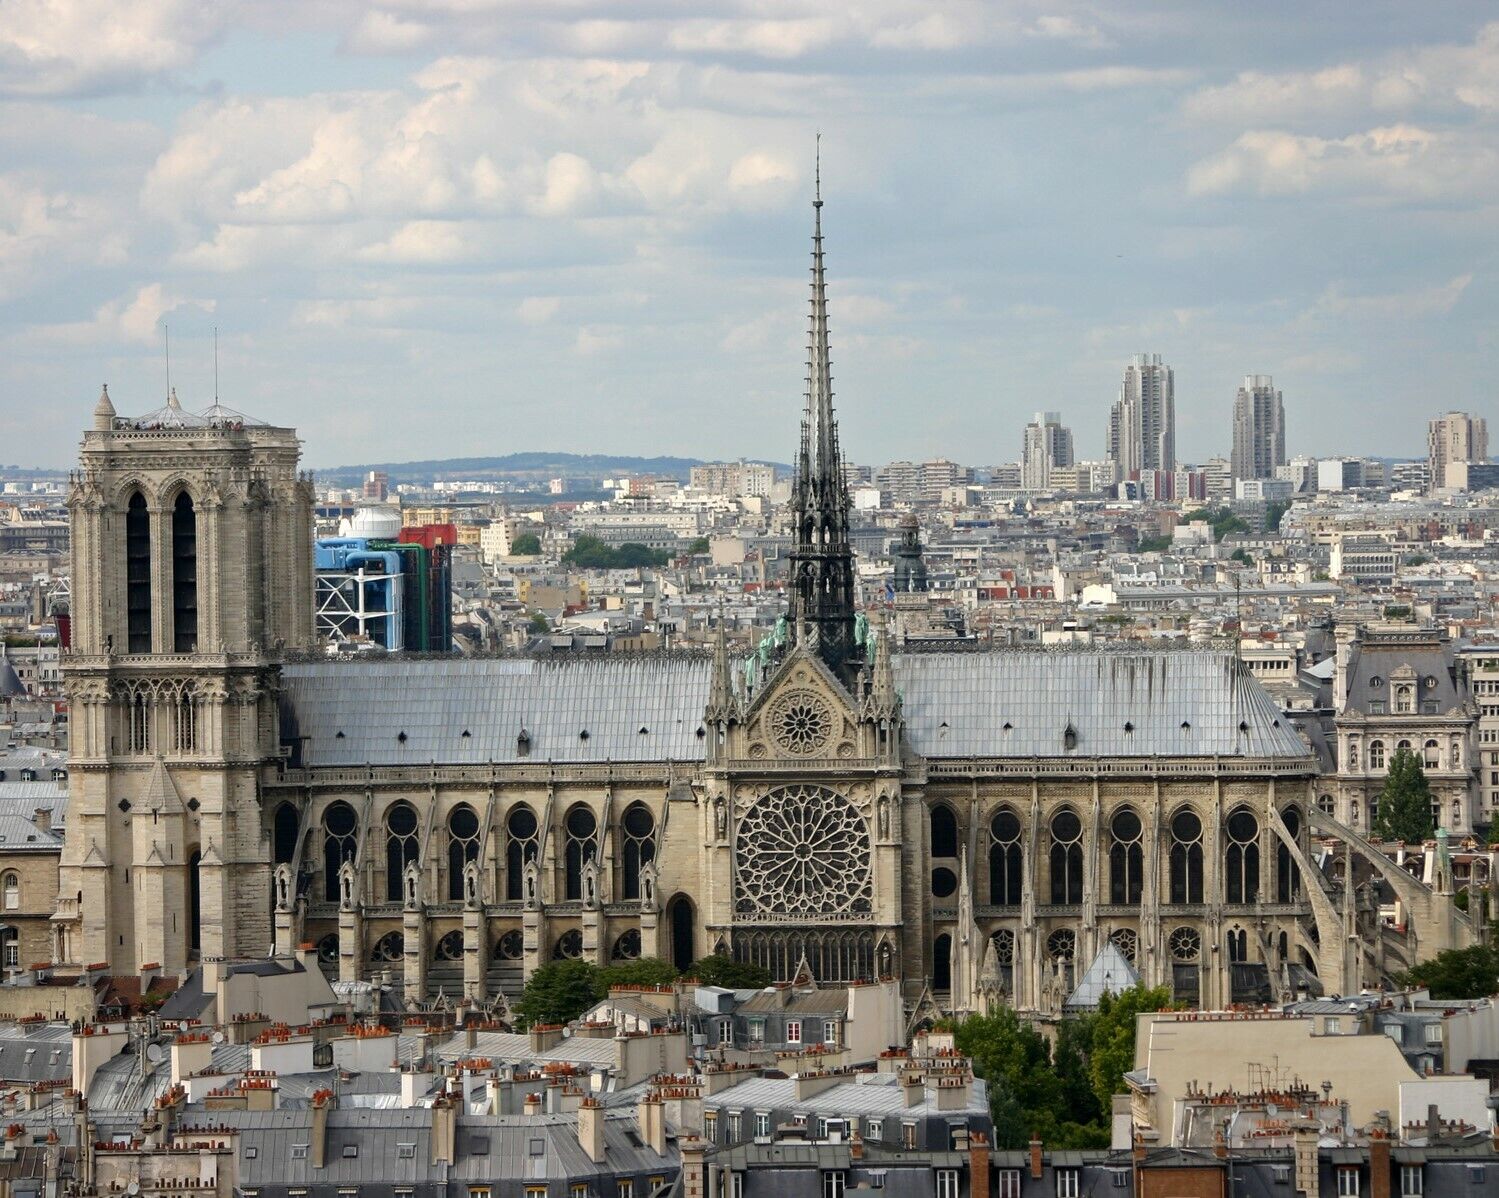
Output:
[
  {"xmin": 57, "ymin": 387, "xmax": 313, "ymax": 977},
  {"xmin": 786, "ymin": 153, "xmax": 861, "ymax": 689}
]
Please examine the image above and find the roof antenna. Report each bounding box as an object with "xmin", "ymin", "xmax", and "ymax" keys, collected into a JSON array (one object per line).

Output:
[
  {"xmin": 163, "ymin": 323, "xmax": 171, "ymax": 401},
  {"xmin": 213, "ymin": 325, "xmax": 219, "ymax": 403},
  {"xmin": 814, "ymin": 130, "xmax": 821, "ymax": 207}
]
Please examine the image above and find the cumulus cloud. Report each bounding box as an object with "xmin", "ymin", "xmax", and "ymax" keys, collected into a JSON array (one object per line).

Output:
[
  {"xmin": 1306, "ymin": 274, "xmax": 1473, "ymax": 322},
  {"xmin": 0, "ymin": 0, "xmax": 227, "ymax": 96},
  {"xmin": 22, "ymin": 282, "xmax": 214, "ymax": 346},
  {"xmin": 1185, "ymin": 124, "xmax": 1498, "ymax": 200}
]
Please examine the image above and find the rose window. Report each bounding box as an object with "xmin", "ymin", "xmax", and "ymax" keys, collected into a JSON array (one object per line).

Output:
[
  {"xmin": 1046, "ymin": 929, "xmax": 1076, "ymax": 962},
  {"xmin": 734, "ymin": 785, "xmax": 872, "ymax": 917},
  {"xmin": 768, "ymin": 691, "xmax": 834, "ymax": 756},
  {"xmin": 1169, "ymin": 926, "xmax": 1201, "ymax": 962},
  {"xmin": 1109, "ymin": 928, "xmax": 1138, "ymax": 963}
]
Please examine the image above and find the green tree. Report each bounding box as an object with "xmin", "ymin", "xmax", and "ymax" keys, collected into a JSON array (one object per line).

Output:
[
  {"xmin": 1397, "ymin": 945, "xmax": 1499, "ymax": 1000},
  {"xmin": 562, "ymin": 535, "xmax": 669, "ymax": 569},
  {"xmin": 510, "ymin": 532, "xmax": 542, "ymax": 555},
  {"xmin": 684, "ymin": 956, "xmax": 773, "ymax": 989},
  {"xmin": 688, "ymin": 536, "xmax": 710, "ymax": 555},
  {"xmin": 1264, "ymin": 499, "xmax": 1290, "ymax": 532},
  {"xmin": 598, "ymin": 957, "xmax": 679, "ymax": 990},
  {"xmin": 1374, "ymin": 746, "xmax": 1435, "ymax": 842},
  {"xmin": 1137, "ymin": 535, "xmax": 1171, "ymax": 553},
  {"xmin": 527, "ymin": 612, "xmax": 550, "ymax": 633},
  {"xmin": 515, "ymin": 959, "xmax": 601, "ymax": 1027},
  {"xmin": 1085, "ymin": 984, "xmax": 1176, "ymax": 1114},
  {"xmin": 1230, "ymin": 548, "xmax": 1254, "ymax": 566}
]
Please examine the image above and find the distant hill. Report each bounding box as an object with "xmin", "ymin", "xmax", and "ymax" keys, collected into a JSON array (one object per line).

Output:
[{"xmin": 318, "ymin": 452, "xmax": 718, "ymax": 486}]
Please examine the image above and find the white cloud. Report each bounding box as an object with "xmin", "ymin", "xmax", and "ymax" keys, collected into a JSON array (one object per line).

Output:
[
  {"xmin": 517, "ymin": 296, "xmax": 560, "ymax": 324},
  {"xmin": 0, "ymin": 0, "xmax": 226, "ymax": 96},
  {"xmin": 573, "ymin": 326, "xmax": 622, "ymax": 356},
  {"xmin": 1185, "ymin": 124, "xmax": 1497, "ymax": 200},
  {"xmin": 1306, "ymin": 274, "xmax": 1473, "ymax": 321},
  {"xmin": 22, "ymin": 283, "xmax": 214, "ymax": 346}
]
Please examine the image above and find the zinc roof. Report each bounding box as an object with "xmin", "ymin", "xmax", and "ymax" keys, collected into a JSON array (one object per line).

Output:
[
  {"xmin": 280, "ymin": 656, "xmax": 712, "ymax": 766},
  {"xmin": 280, "ymin": 648, "xmax": 1311, "ymax": 766},
  {"xmin": 895, "ymin": 649, "xmax": 1310, "ymax": 758}
]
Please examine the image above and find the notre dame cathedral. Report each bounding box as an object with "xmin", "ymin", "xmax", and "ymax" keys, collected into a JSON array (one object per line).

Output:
[{"xmin": 59, "ymin": 182, "xmax": 1462, "ymax": 1019}]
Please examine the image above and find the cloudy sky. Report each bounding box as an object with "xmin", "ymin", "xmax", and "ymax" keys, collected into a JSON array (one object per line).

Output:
[{"xmin": 1, "ymin": 2, "xmax": 1495, "ymax": 470}]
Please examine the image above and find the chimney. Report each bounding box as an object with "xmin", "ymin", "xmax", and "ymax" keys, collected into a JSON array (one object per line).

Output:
[
  {"xmin": 578, "ymin": 1096, "xmax": 606, "ymax": 1163},
  {"xmin": 969, "ymin": 1131, "xmax": 991, "ymax": 1198},
  {"xmin": 466, "ymin": 1021, "xmax": 479, "ymax": 1052},
  {"xmin": 638, "ymin": 1092, "xmax": 667, "ymax": 1157},
  {"xmin": 1213, "ymin": 1127, "xmax": 1227, "ymax": 1160},
  {"xmin": 431, "ymin": 1094, "xmax": 457, "ymax": 1165},
  {"xmin": 1029, "ymin": 1134, "xmax": 1043, "ymax": 1180},
  {"xmin": 529, "ymin": 1023, "xmax": 564, "ymax": 1054},
  {"xmin": 680, "ymin": 1135, "xmax": 706, "ymax": 1198},
  {"xmin": 1293, "ymin": 1126, "xmax": 1319, "ymax": 1197},
  {"xmin": 32, "ymin": 807, "xmax": 50, "ymax": 835},
  {"xmin": 310, "ymin": 1089, "xmax": 333, "ymax": 1170},
  {"xmin": 902, "ymin": 1068, "xmax": 925, "ymax": 1108},
  {"xmin": 1369, "ymin": 1130, "xmax": 1391, "ymax": 1198}
]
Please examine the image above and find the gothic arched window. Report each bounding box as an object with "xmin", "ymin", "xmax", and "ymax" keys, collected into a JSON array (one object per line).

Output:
[
  {"xmin": 273, "ymin": 802, "xmax": 299, "ymax": 866},
  {"xmin": 171, "ymin": 491, "xmax": 197, "ymax": 652},
  {"xmin": 1224, "ymin": 807, "xmax": 1260, "ymax": 903},
  {"xmin": 620, "ymin": 803, "xmax": 655, "ymax": 900},
  {"xmin": 384, "ymin": 802, "xmax": 419, "ymax": 902},
  {"xmin": 1049, "ymin": 808, "xmax": 1083, "ymax": 905},
  {"xmin": 1227, "ymin": 927, "xmax": 1248, "ymax": 962},
  {"xmin": 989, "ymin": 808, "xmax": 1023, "ymax": 905},
  {"xmin": 1169, "ymin": 809, "xmax": 1204, "ymax": 904},
  {"xmin": 125, "ymin": 490, "xmax": 151, "ymax": 653},
  {"xmin": 1277, "ymin": 807, "xmax": 1302, "ymax": 902},
  {"xmin": 1108, "ymin": 807, "xmax": 1143, "ymax": 905},
  {"xmin": 322, "ymin": 802, "xmax": 358, "ymax": 902},
  {"xmin": 564, "ymin": 805, "xmax": 596, "ymax": 901},
  {"xmin": 930, "ymin": 805, "xmax": 958, "ymax": 858},
  {"xmin": 505, "ymin": 806, "xmax": 538, "ymax": 900},
  {"xmin": 447, "ymin": 804, "xmax": 480, "ymax": 901}
]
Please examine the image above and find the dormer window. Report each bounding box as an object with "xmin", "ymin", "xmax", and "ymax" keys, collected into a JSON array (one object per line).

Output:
[
  {"xmin": 1063, "ymin": 724, "xmax": 1077, "ymax": 751},
  {"xmin": 517, "ymin": 729, "xmax": 531, "ymax": 757}
]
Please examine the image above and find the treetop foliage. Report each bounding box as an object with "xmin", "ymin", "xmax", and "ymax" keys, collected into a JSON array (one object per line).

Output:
[{"xmin": 1374, "ymin": 746, "xmax": 1435, "ymax": 843}]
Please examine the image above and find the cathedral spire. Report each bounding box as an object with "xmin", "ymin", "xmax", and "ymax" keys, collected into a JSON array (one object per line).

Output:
[{"xmin": 787, "ymin": 139, "xmax": 859, "ymax": 689}]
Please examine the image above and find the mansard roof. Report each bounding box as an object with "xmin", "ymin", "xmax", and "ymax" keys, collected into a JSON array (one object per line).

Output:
[{"xmin": 279, "ymin": 647, "xmax": 1310, "ymax": 767}]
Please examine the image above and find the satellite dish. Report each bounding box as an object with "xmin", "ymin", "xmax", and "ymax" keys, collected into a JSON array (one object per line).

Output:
[
  {"xmin": 127, "ymin": 1185, "xmax": 140, "ymax": 1196},
  {"xmin": 144, "ymin": 1043, "xmax": 164, "ymax": 1064},
  {"xmin": 211, "ymin": 1031, "xmax": 225, "ymax": 1045}
]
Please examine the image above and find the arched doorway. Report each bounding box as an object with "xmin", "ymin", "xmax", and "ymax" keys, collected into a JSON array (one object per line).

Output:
[
  {"xmin": 187, "ymin": 850, "xmax": 202, "ymax": 957},
  {"xmin": 666, "ymin": 894, "xmax": 695, "ymax": 972}
]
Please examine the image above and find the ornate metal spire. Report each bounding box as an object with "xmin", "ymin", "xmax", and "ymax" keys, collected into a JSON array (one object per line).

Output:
[{"xmin": 787, "ymin": 140, "xmax": 859, "ymax": 689}]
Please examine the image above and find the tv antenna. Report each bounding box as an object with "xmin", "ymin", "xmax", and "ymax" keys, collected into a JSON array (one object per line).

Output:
[
  {"xmin": 213, "ymin": 325, "xmax": 219, "ymax": 402},
  {"xmin": 163, "ymin": 323, "xmax": 171, "ymax": 400}
]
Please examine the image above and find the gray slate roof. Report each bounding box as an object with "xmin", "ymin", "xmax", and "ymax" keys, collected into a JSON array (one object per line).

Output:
[{"xmin": 279, "ymin": 649, "xmax": 1309, "ymax": 766}]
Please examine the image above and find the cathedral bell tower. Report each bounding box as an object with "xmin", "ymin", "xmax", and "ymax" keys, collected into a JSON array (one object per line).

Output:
[
  {"xmin": 58, "ymin": 387, "xmax": 313, "ymax": 977},
  {"xmin": 786, "ymin": 151, "xmax": 862, "ymax": 691}
]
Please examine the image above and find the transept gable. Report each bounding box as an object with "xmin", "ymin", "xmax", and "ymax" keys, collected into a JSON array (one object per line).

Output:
[{"xmin": 739, "ymin": 644, "xmax": 862, "ymax": 764}]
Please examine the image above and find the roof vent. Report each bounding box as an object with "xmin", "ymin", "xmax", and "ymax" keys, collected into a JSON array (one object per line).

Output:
[
  {"xmin": 335, "ymin": 731, "xmax": 345, "ymax": 739},
  {"xmin": 517, "ymin": 729, "xmax": 531, "ymax": 757},
  {"xmin": 695, "ymin": 726, "xmax": 706, "ymax": 738},
  {"xmin": 1124, "ymin": 721, "xmax": 1134, "ymax": 733},
  {"xmin": 1002, "ymin": 722, "xmax": 1013, "ymax": 733},
  {"xmin": 397, "ymin": 731, "xmax": 407, "ymax": 744},
  {"xmin": 1180, "ymin": 721, "xmax": 1191, "ymax": 731},
  {"xmin": 461, "ymin": 729, "xmax": 471, "ymax": 739},
  {"xmin": 1063, "ymin": 724, "xmax": 1077, "ymax": 751},
  {"xmin": 579, "ymin": 729, "xmax": 590, "ymax": 741},
  {"xmin": 1238, "ymin": 721, "xmax": 1250, "ymax": 732},
  {"xmin": 638, "ymin": 726, "xmax": 649, "ymax": 735}
]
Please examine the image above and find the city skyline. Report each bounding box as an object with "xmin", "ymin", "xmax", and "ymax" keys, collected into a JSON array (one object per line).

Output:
[{"xmin": 2, "ymin": 5, "xmax": 1497, "ymax": 471}]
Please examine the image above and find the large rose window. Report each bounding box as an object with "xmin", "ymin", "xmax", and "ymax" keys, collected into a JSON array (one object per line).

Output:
[{"xmin": 735, "ymin": 785, "xmax": 872, "ymax": 917}]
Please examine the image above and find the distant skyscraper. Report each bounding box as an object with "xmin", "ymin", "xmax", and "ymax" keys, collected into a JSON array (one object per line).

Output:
[
  {"xmin": 1428, "ymin": 411, "xmax": 1489, "ymax": 492},
  {"xmin": 1231, "ymin": 375, "xmax": 1286, "ymax": 481},
  {"xmin": 1021, "ymin": 411, "xmax": 1074, "ymax": 490},
  {"xmin": 1107, "ymin": 354, "xmax": 1174, "ymax": 477}
]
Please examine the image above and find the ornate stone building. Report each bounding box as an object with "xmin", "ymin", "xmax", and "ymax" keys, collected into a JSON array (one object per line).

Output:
[{"xmin": 57, "ymin": 184, "xmax": 1470, "ymax": 1016}]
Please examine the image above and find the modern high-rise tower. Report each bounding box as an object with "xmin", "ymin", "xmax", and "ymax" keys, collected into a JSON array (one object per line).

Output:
[
  {"xmin": 1427, "ymin": 411, "xmax": 1489, "ymax": 492},
  {"xmin": 1107, "ymin": 353, "xmax": 1174, "ymax": 477},
  {"xmin": 1021, "ymin": 411, "xmax": 1075, "ymax": 491},
  {"xmin": 786, "ymin": 159, "xmax": 860, "ymax": 688},
  {"xmin": 1231, "ymin": 375, "xmax": 1286, "ymax": 481}
]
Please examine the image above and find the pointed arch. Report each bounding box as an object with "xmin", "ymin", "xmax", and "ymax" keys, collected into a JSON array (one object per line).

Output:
[{"xmin": 125, "ymin": 490, "xmax": 151, "ymax": 652}]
